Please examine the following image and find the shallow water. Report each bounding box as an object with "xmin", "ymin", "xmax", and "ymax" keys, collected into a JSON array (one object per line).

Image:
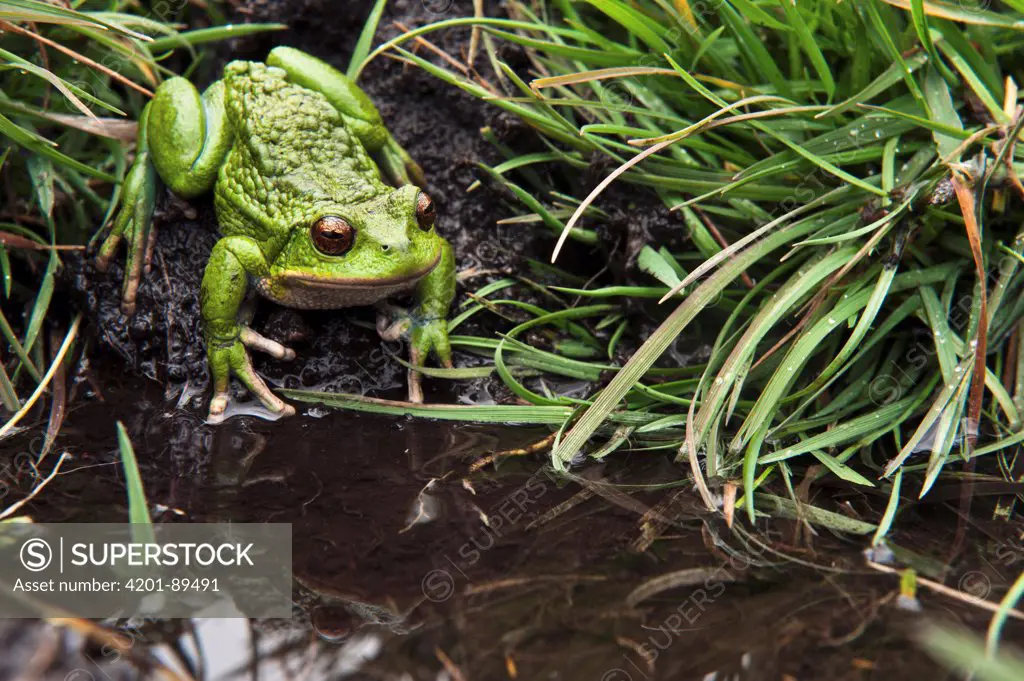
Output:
[{"xmin": 3, "ymin": 366, "xmax": 1019, "ymax": 680}]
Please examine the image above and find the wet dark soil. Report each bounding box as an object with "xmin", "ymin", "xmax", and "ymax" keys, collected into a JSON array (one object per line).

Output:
[{"xmin": 4, "ymin": 1, "xmax": 1024, "ymax": 680}]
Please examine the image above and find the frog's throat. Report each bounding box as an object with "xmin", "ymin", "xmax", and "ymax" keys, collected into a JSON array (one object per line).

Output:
[{"xmin": 256, "ymin": 250, "xmax": 442, "ymax": 310}]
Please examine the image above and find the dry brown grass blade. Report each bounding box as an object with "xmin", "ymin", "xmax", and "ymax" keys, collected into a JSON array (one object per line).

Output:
[
  {"xmin": 530, "ymin": 67, "xmax": 748, "ymax": 95},
  {"xmin": 552, "ymin": 138, "xmax": 676, "ymax": 262},
  {"xmin": 0, "ymin": 451, "xmax": 69, "ymax": 521},
  {"xmin": 531, "ymin": 66, "xmax": 678, "ymax": 90},
  {"xmin": 435, "ymin": 647, "xmax": 468, "ymax": 681},
  {"xmin": 684, "ymin": 383, "xmax": 718, "ymax": 512},
  {"xmin": 468, "ymin": 0, "xmax": 483, "ymax": 67},
  {"xmin": 45, "ymin": 114, "xmax": 137, "ymax": 141},
  {"xmin": 866, "ymin": 561, "xmax": 1024, "ymax": 621},
  {"xmin": 38, "ymin": 325, "xmax": 69, "ymax": 463},
  {"xmin": 392, "ymin": 20, "xmax": 470, "ymax": 76},
  {"xmin": 0, "ymin": 314, "xmax": 80, "ymax": 439},
  {"xmin": 950, "ymin": 173, "xmax": 987, "ymax": 443},
  {"xmin": 468, "ymin": 432, "xmax": 555, "ymax": 472}
]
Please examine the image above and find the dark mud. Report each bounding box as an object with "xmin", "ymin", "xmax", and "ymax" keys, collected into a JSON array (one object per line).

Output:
[{"xmin": 6, "ymin": 1, "xmax": 1024, "ymax": 680}]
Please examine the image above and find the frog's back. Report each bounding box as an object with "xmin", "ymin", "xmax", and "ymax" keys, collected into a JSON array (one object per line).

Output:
[{"xmin": 215, "ymin": 61, "xmax": 387, "ymax": 241}]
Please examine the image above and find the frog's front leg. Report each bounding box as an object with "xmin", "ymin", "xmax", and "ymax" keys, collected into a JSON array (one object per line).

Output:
[
  {"xmin": 96, "ymin": 78, "xmax": 231, "ymax": 314},
  {"xmin": 406, "ymin": 239, "xmax": 457, "ymax": 403},
  {"xmin": 202, "ymin": 236, "xmax": 296, "ymax": 424},
  {"xmin": 266, "ymin": 47, "xmax": 425, "ymax": 187}
]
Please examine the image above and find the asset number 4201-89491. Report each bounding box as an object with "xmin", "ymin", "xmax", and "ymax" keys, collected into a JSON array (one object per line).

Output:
[{"xmin": 124, "ymin": 577, "xmax": 220, "ymax": 592}]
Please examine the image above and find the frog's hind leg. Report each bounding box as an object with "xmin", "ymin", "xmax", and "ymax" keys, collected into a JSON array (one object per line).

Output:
[
  {"xmin": 95, "ymin": 103, "xmax": 157, "ymax": 315},
  {"xmin": 96, "ymin": 78, "xmax": 231, "ymax": 315},
  {"xmin": 147, "ymin": 78, "xmax": 232, "ymax": 197},
  {"xmin": 267, "ymin": 47, "xmax": 425, "ymax": 187}
]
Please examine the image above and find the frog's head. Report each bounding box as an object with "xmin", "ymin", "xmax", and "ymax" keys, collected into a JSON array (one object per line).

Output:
[{"xmin": 263, "ymin": 185, "xmax": 442, "ymax": 309}]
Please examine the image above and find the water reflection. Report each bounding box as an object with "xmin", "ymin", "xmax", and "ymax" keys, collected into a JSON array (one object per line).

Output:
[{"xmin": 2, "ymin": 375, "xmax": 990, "ymax": 680}]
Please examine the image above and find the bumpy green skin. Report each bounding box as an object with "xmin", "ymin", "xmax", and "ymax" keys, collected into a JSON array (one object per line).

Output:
[{"xmin": 98, "ymin": 47, "xmax": 455, "ymax": 422}]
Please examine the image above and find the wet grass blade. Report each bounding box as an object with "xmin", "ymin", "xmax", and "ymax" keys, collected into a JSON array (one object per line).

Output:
[
  {"xmin": 552, "ymin": 217, "xmax": 822, "ymax": 468},
  {"xmin": 921, "ymin": 625, "xmax": 1024, "ymax": 681},
  {"xmin": 283, "ymin": 389, "xmax": 576, "ymax": 424},
  {"xmin": 348, "ymin": 0, "xmax": 387, "ymax": 79},
  {"xmin": 116, "ymin": 422, "xmax": 154, "ymax": 544},
  {"xmin": 145, "ymin": 24, "xmax": 288, "ymax": 53}
]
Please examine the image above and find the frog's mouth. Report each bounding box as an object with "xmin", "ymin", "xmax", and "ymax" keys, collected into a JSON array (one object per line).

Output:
[
  {"xmin": 282, "ymin": 250, "xmax": 441, "ymax": 290},
  {"xmin": 259, "ymin": 251, "xmax": 442, "ymax": 310}
]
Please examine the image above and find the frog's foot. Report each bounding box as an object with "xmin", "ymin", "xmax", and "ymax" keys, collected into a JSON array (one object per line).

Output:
[
  {"xmin": 377, "ymin": 132, "xmax": 426, "ymax": 188},
  {"xmin": 206, "ymin": 330, "xmax": 296, "ymax": 425},
  {"xmin": 407, "ymin": 317, "xmax": 453, "ymax": 404},
  {"xmin": 95, "ymin": 150, "xmax": 157, "ymax": 316},
  {"xmin": 375, "ymin": 305, "xmax": 411, "ymax": 342}
]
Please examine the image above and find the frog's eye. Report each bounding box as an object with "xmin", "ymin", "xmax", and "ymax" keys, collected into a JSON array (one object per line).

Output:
[
  {"xmin": 415, "ymin": 192, "xmax": 435, "ymax": 231},
  {"xmin": 311, "ymin": 216, "xmax": 355, "ymax": 256}
]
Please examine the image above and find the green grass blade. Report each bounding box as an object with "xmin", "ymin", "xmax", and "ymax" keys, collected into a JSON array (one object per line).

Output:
[
  {"xmin": 116, "ymin": 421, "xmax": 155, "ymax": 544},
  {"xmin": 347, "ymin": 0, "xmax": 387, "ymax": 80}
]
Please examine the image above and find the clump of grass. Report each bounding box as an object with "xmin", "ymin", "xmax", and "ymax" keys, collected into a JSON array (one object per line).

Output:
[
  {"xmin": 0, "ymin": 1, "xmax": 282, "ymax": 424},
  {"xmin": 331, "ymin": 1, "xmax": 1024, "ymax": 527}
]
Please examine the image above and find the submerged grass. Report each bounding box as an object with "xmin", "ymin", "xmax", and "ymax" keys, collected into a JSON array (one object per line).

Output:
[{"xmin": 331, "ymin": 0, "xmax": 1024, "ymax": 535}]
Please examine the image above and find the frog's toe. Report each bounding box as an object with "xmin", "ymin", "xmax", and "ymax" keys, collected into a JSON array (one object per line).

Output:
[
  {"xmin": 230, "ymin": 350, "xmax": 294, "ymax": 418},
  {"xmin": 207, "ymin": 393, "xmax": 231, "ymax": 424},
  {"xmin": 94, "ymin": 236, "xmax": 121, "ymax": 273},
  {"xmin": 240, "ymin": 327, "xmax": 296, "ymax": 361},
  {"xmin": 407, "ymin": 367, "xmax": 424, "ymax": 404},
  {"xmin": 376, "ymin": 316, "xmax": 411, "ymax": 342},
  {"xmin": 120, "ymin": 262, "xmax": 143, "ymax": 316}
]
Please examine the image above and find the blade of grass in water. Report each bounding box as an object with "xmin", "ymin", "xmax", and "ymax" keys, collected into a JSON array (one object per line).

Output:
[{"xmin": 116, "ymin": 421, "xmax": 154, "ymax": 544}]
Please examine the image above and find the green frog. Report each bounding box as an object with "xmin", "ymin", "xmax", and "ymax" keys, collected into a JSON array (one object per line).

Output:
[{"xmin": 96, "ymin": 47, "xmax": 456, "ymax": 423}]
